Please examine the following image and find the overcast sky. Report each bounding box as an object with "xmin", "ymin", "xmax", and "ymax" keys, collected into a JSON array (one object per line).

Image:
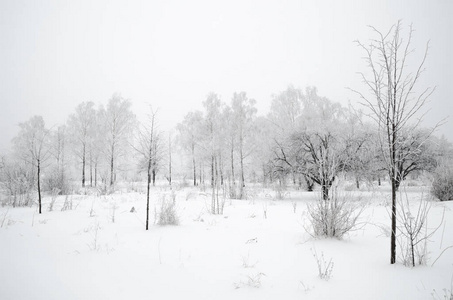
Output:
[{"xmin": 1, "ymin": 0, "xmax": 452, "ymax": 152}]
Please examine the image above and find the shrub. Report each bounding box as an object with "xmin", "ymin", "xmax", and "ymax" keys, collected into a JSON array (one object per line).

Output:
[
  {"xmin": 0, "ymin": 161, "xmax": 35, "ymax": 207},
  {"xmin": 156, "ymin": 193, "xmax": 179, "ymax": 225},
  {"xmin": 431, "ymin": 167, "xmax": 453, "ymax": 201},
  {"xmin": 306, "ymin": 189, "xmax": 364, "ymax": 239},
  {"xmin": 43, "ymin": 168, "xmax": 71, "ymax": 195}
]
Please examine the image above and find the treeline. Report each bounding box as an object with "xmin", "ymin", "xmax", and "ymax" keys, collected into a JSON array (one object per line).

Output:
[
  {"xmin": 176, "ymin": 85, "xmax": 453, "ymax": 203},
  {"xmin": 0, "ymin": 86, "xmax": 452, "ymax": 211}
]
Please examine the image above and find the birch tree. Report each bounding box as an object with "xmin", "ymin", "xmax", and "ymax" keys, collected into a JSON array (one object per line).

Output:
[
  {"xmin": 13, "ymin": 116, "xmax": 50, "ymax": 214},
  {"xmin": 135, "ymin": 108, "xmax": 159, "ymax": 230},
  {"xmin": 176, "ymin": 111, "xmax": 204, "ymax": 186},
  {"xmin": 231, "ymin": 92, "xmax": 257, "ymax": 199},
  {"xmin": 353, "ymin": 21, "xmax": 436, "ymax": 264},
  {"xmin": 103, "ymin": 94, "xmax": 136, "ymax": 187},
  {"xmin": 67, "ymin": 101, "xmax": 96, "ymax": 188}
]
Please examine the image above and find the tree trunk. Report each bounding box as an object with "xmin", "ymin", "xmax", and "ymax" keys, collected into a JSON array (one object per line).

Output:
[
  {"xmin": 192, "ymin": 143, "xmax": 197, "ymax": 186},
  {"xmin": 321, "ymin": 182, "xmax": 329, "ymax": 201},
  {"xmin": 199, "ymin": 162, "xmax": 202, "ymax": 186},
  {"xmin": 211, "ymin": 155, "xmax": 214, "ymax": 187},
  {"xmin": 211, "ymin": 157, "xmax": 216, "ymax": 214},
  {"xmin": 146, "ymin": 160, "xmax": 151, "ymax": 230},
  {"xmin": 219, "ymin": 153, "xmax": 224, "ymax": 186},
  {"xmin": 82, "ymin": 144, "xmax": 86, "ymax": 188},
  {"xmin": 215, "ymin": 157, "xmax": 220, "ymax": 214},
  {"xmin": 231, "ymin": 142, "xmax": 236, "ymax": 198},
  {"xmin": 94, "ymin": 161, "xmax": 98, "ymax": 187},
  {"xmin": 37, "ymin": 160, "xmax": 42, "ymax": 214},
  {"xmin": 90, "ymin": 152, "xmax": 93, "ymax": 187},
  {"xmin": 168, "ymin": 135, "xmax": 172, "ymax": 186},
  {"xmin": 391, "ymin": 173, "xmax": 397, "ymax": 264},
  {"xmin": 239, "ymin": 140, "xmax": 245, "ymax": 199},
  {"xmin": 390, "ymin": 122, "xmax": 397, "ymax": 264},
  {"xmin": 305, "ymin": 176, "xmax": 314, "ymax": 192},
  {"xmin": 110, "ymin": 145, "xmax": 114, "ymax": 186}
]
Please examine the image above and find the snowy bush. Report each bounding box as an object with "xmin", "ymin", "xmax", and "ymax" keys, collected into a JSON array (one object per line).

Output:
[
  {"xmin": 156, "ymin": 194, "xmax": 179, "ymax": 226},
  {"xmin": 47, "ymin": 188, "xmax": 59, "ymax": 212},
  {"xmin": 397, "ymin": 190, "xmax": 443, "ymax": 267},
  {"xmin": 306, "ymin": 190, "xmax": 364, "ymax": 239},
  {"xmin": 61, "ymin": 195, "xmax": 73, "ymax": 211},
  {"xmin": 272, "ymin": 183, "xmax": 290, "ymax": 200},
  {"xmin": 0, "ymin": 162, "xmax": 35, "ymax": 207},
  {"xmin": 43, "ymin": 167, "xmax": 71, "ymax": 195},
  {"xmin": 431, "ymin": 167, "xmax": 453, "ymax": 201}
]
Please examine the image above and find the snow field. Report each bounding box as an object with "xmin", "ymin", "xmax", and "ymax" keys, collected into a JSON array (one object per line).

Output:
[{"xmin": 0, "ymin": 186, "xmax": 452, "ymax": 300}]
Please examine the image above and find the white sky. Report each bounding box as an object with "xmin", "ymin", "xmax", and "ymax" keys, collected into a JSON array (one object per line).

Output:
[{"xmin": 1, "ymin": 0, "xmax": 452, "ymax": 152}]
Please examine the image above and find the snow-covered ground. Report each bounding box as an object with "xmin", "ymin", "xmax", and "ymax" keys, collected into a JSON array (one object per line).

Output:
[{"xmin": 1, "ymin": 185, "xmax": 452, "ymax": 300}]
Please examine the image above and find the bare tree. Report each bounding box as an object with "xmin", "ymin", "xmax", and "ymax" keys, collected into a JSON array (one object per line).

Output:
[
  {"xmin": 67, "ymin": 101, "xmax": 96, "ymax": 188},
  {"xmin": 134, "ymin": 107, "xmax": 159, "ymax": 230},
  {"xmin": 287, "ymin": 130, "xmax": 347, "ymax": 200},
  {"xmin": 102, "ymin": 94, "xmax": 136, "ymax": 187},
  {"xmin": 231, "ymin": 92, "xmax": 257, "ymax": 199},
  {"xmin": 168, "ymin": 132, "xmax": 172, "ymax": 186},
  {"xmin": 353, "ymin": 21, "xmax": 436, "ymax": 264},
  {"xmin": 13, "ymin": 116, "xmax": 51, "ymax": 214},
  {"xmin": 47, "ymin": 125, "xmax": 69, "ymax": 193},
  {"xmin": 273, "ymin": 87, "xmax": 349, "ymax": 200},
  {"xmin": 176, "ymin": 111, "xmax": 204, "ymax": 186}
]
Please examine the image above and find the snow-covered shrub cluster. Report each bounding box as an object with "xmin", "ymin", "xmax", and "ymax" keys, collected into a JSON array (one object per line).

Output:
[
  {"xmin": 0, "ymin": 162, "xmax": 35, "ymax": 207},
  {"xmin": 156, "ymin": 193, "xmax": 179, "ymax": 226},
  {"xmin": 43, "ymin": 168, "xmax": 71, "ymax": 195},
  {"xmin": 306, "ymin": 190, "xmax": 364, "ymax": 239},
  {"xmin": 431, "ymin": 167, "xmax": 453, "ymax": 201}
]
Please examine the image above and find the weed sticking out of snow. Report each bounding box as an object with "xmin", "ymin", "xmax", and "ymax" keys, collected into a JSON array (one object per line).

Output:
[
  {"xmin": 241, "ymin": 251, "xmax": 258, "ymax": 269},
  {"xmin": 431, "ymin": 273, "xmax": 453, "ymax": 300},
  {"xmin": 312, "ymin": 247, "xmax": 334, "ymax": 281},
  {"xmin": 234, "ymin": 271, "xmax": 266, "ymax": 289},
  {"xmin": 299, "ymin": 280, "xmax": 314, "ymax": 293},
  {"xmin": 1, "ymin": 208, "xmax": 9, "ymax": 228}
]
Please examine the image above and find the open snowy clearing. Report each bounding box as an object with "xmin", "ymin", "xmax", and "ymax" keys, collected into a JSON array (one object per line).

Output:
[{"xmin": 1, "ymin": 185, "xmax": 452, "ymax": 300}]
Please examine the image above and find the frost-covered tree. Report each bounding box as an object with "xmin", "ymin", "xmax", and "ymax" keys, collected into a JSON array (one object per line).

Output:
[
  {"xmin": 13, "ymin": 116, "xmax": 50, "ymax": 214},
  {"xmin": 47, "ymin": 125, "xmax": 69, "ymax": 193},
  {"xmin": 274, "ymin": 87, "xmax": 349, "ymax": 200},
  {"xmin": 67, "ymin": 101, "xmax": 96, "ymax": 188},
  {"xmin": 353, "ymin": 21, "xmax": 436, "ymax": 264},
  {"xmin": 231, "ymin": 92, "xmax": 257, "ymax": 199},
  {"xmin": 102, "ymin": 94, "xmax": 136, "ymax": 187},
  {"xmin": 176, "ymin": 110, "xmax": 204, "ymax": 186},
  {"xmin": 134, "ymin": 107, "xmax": 160, "ymax": 230}
]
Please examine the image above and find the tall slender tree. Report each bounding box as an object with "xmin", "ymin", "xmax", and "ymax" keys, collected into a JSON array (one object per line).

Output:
[
  {"xmin": 67, "ymin": 101, "xmax": 96, "ymax": 188},
  {"xmin": 231, "ymin": 92, "xmax": 257, "ymax": 199},
  {"xmin": 134, "ymin": 107, "xmax": 159, "ymax": 230},
  {"xmin": 103, "ymin": 94, "xmax": 136, "ymax": 187},
  {"xmin": 353, "ymin": 21, "xmax": 436, "ymax": 264},
  {"xmin": 13, "ymin": 116, "xmax": 50, "ymax": 214},
  {"xmin": 177, "ymin": 111, "xmax": 203, "ymax": 186}
]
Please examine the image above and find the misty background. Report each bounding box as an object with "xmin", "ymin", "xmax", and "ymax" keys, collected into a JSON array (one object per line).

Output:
[{"xmin": 1, "ymin": 0, "xmax": 452, "ymax": 152}]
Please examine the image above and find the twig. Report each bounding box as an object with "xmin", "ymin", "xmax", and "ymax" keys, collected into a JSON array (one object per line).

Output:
[{"xmin": 431, "ymin": 245, "xmax": 453, "ymax": 267}]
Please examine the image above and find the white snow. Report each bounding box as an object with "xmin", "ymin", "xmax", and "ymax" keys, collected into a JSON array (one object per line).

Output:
[{"xmin": 1, "ymin": 185, "xmax": 452, "ymax": 300}]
